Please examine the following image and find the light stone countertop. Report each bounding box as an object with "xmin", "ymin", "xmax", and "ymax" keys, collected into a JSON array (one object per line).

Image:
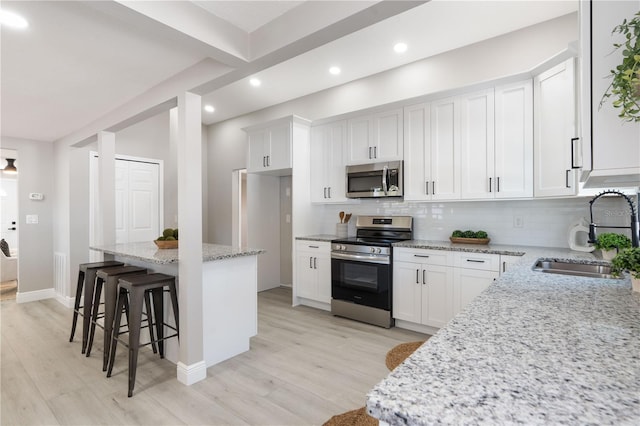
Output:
[
  {"xmin": 90, "ymin": 242, "xmax": 264, "ymax": 265},
  {"xmin": 367, "ymin": 244, "xmax": 640, "ymax": 425},
  {"xmin": 295, "ymin": 235, "xmax": 338, "ymax": 242}
]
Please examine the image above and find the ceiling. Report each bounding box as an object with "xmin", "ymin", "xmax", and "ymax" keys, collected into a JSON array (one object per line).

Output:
[{"xmin": 0, "ymin": 0, "xmax": 578, "ymax": 143}]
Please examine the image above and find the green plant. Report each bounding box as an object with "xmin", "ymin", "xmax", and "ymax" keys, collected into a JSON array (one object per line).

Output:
[
  {"xmin": 594, "ymin": 232, "xmax": 632, "ymax": 251},
  {"xmin": 451, "ymin": 230, "xmax": 488, "ymax": 239},
  {"xmin": 600, "ymin": 11, "xmax": 640, "ymax": 122},
  {"xmin": 611, "ymin": 247, "xmax": 640, "ymax": 278}
]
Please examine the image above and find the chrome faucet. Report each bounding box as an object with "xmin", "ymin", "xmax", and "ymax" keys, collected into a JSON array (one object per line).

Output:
[{"xmin": 588, "ymin": 190, "xmax": 640, "ymax": 248}]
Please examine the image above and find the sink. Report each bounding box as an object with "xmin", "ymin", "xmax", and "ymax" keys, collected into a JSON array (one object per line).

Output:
[{"xmin": 532, "ymin": 259, "xmax": 621, "ymax": 279}]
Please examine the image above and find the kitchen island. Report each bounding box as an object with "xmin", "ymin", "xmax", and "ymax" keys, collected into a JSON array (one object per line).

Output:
[
  {"xmin": 90, "ymin": 242, "xmax": 264, "ymax": 370},
  {"xmin": 367, "ymin": 244, "xmax": 640, "ymax": 424}
]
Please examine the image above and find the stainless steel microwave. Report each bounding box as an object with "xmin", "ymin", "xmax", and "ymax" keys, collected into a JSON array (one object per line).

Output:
[{"xmin": 345, "ymin": 161, "xmax": 403, "ymax": 198}]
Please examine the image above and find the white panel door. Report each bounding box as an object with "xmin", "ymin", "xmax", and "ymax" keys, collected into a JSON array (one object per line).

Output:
[
  {"xmin": 115, "ymin": 161, "xmax": 128, "ymax": 244},
  {"xmin": 247, "ymin": 130, "xmax": 268, "ymax": 173},
  {"xmin": 326, "ymin": 120, "xmax": 347, "ymax": 202},
  {"xmin": 310, "ymin": 125, "xmax": 327, "ymax": 202},
  {"xmin": 268, "ymin": 122, "xmax": 291, "ymax": 170},
  {"xmin": 460, "ymin": 89, "xmax": 495, "ymax": 199},
  {"xmin": 347, "ymin": 115, "xmax": 373, "ymax": 164},
  {"xmin": 421, "ymin": 265, "xmax": 454, "ymax": 328},
  {"xmin": 430, "ymin": 97, "xmax": 460, "ymax": 200},
  {"xmin": 127, "ymin": 161, "xmax": 159, "ymax": 243},
  {"xmin": 372, "ymin": 108, "xmax": 403, "ymax": 161},
  {"xmin": 393, "ymin": 261, "xmax": 422, "ymax": 323},
  {"xmin": 495, "ymin": 80, "xmax": 533, "ymax": 198}
]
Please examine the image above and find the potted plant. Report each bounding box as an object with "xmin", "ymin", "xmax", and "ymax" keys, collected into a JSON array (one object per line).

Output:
[
  {"xmin": 594, "ymin": 232, "xmax": 632, "ymax": 261},
  {"xmin": 600, "ymin": 11, "xmax": 640, "ymax": 122},
  {"xmin": 611, "ymin": 247, "xmax": 640, "ymax": 292}
]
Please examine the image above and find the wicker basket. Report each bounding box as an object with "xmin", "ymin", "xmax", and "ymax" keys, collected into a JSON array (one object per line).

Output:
[{"xmin": 154, "ymin": 240, "xmax": 178, "ymax": 249}]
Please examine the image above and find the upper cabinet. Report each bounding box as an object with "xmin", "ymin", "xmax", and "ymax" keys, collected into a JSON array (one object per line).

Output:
[
  {"xmin": 533, "ymin": 58, "xmax": 579, "ymax": 197},
  {"xmin": 246, "ymin": 117, "xmax": 310, "ymax": 174},
  {"xmin": 580, "ymin": 0, "xmax": 640, "ymax": 188},
  {"xmin": 310, "ymin": 120, "xmax": 348, "ymax": 203},
  {"xmin": 347, "ymin": 108, "xmax": 403, "ymax": 164}
]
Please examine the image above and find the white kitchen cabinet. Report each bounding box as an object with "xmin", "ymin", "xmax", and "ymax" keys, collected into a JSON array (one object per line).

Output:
[
  {"xmin": 310, "ymin": 120, "xmax": 347, "ymax": 203},
  {"xmin": 404, "ymin": 98, "xmax": 461, "ymax": 201},
  {"xmin": 579, "ymin": 0, "xmax": 640, "ymax": 188},
  {"xmin": 500, "ymin": 254, "xmax": 522, "ymax": 275},
  {"xmin": 534, "ymin": 58, "xmax": 579, "ymax": 197},
  {"xmin": 347, "ymin": 108, "xmax": 403, "ymax": 164},
  {"xmin": 452, "ymin": 252, "xmax": 499, "ymax": 315},
  {"xmin": 393, "ymin": 248, "xmax": 454, "ymax": 328},
  {"xmin": 295, "ymin": 241, "xmax": 331, "ymax": 304},
  {"xmin": 246, "ymin": 118, "xmax": 294, "ymax": 174}
]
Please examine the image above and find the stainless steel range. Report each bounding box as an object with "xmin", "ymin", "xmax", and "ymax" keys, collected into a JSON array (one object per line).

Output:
[{"xmin": 331, "ymin": 216, "xmax": 413, "ymax": 328}]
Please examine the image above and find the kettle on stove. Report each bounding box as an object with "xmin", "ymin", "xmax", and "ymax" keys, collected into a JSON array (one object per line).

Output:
[{"xmin": 568, "ymin": 217, "xmax": 595, "ymax": 252}]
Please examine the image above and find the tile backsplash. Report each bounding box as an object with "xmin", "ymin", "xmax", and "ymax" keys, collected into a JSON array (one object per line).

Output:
[{"xmin": 319, "ymin": 194, "xmax": 638, "ymax": 248}]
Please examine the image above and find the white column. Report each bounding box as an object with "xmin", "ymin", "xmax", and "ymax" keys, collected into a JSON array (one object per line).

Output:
[
  {"xmin": 174, "ymin": 93, "xmax": 206, "ymax": 385},
  {"xmin": 97, "ymin": 131, "xmax": 116, "ymax": 246}
]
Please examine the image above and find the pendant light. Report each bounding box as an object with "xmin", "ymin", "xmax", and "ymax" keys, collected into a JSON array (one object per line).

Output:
[{"xmin": 3, "ymin": 158, "xmax": 17, "ymax": 174}]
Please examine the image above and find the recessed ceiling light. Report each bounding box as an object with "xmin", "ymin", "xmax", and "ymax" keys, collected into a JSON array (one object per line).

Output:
[
  {"xmin": 204, "ymin": 105, "xmax": 215, "ymax": 113},
  {"xmin": 329, "ymin": 66, "xmax": 341, "ymax": 75},
  {"xmin": 249, "ymin": 78, "xmax": 261, "ymax": 87},
  {"xmin": 0, "ymin": 9, "xmax": 29, "ymax": 29},
  {"xmin": 394, "ymin": 42, "xmax": 408, "ymax": 54}
]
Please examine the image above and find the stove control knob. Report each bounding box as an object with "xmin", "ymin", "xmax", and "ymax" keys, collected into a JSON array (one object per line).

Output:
[
  {"xmin": 370, "ymin": 247, "xmax": 376, "ymax": 253},
  {"xmin": 376, "ymin": 248, "xmax": 382, "ymax": 254},
  {"xmin": 341, "ymin": 245, "xmax": 346, "ymax": 251}
]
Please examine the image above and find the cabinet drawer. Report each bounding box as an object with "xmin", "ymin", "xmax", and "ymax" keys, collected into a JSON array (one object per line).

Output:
[
  {"xmin": 454, "ymin": 252, "xmax": 500, "ymax": 271},
  {"xmin": 296, "ymin": 240, "xmax": 330, "ymax": 252},
  {"xmin": 394, "ymin": 248, "xmax": 453, "ymax": 266}
]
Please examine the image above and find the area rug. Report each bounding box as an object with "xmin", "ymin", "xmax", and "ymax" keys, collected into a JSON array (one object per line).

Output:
[
  {"xmin": 322, "ymin": 406, "xmax": 378, "ymax": 426},
  {"xmin": 385, "ymin": 341, "xmax": 426, "ymax": 371},
  {"xmin": 0, "ymin": 280, "xmax": 17, "ymax": 301}
]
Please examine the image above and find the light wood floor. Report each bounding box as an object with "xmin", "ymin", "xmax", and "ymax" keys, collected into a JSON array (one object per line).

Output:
[{"xmin": 0, "ymin": 287, "xmax": 428, "ymax": 425}]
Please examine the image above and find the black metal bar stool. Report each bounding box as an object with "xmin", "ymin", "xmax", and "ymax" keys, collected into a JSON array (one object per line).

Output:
[
  {"xmin": 85, "ymin": 265, "xmax": 150, "ymax": 371},
  {"xmin": 69, "ymin": 260, "xmax": 124, "ymax": 353},
  {"xmin": 107, "ymin": 273, "xmax": 179, "ymax": 397}
]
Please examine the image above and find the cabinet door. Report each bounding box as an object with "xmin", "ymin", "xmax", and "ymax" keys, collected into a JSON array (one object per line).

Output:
[
  {"xmin": 316, "ymin": 250, "xmax": 332, "ymax": 304},
  {"xmin": 460, "ymin": 89, "xmax": 495, "ymax": 199},
  {"xmin": 431, "ymin": 97, "xmax": 461, "ymax": 200},
  {"xmin": 534, "ymin": 58, "xmax": 577, "ymax": 197},
  {"xmin": 500, "ymin": 255, "xmax": 522, "ymax": 275},
  {"xmin": 326, "ymin": 120, "xmax": 347, "ymax": 202},
  {"xmin": 589, "ymin": 0, "xmax": 640, "ymax": 172},
  {"xmin": 453, "ymin": 268, "xmax": 498, "ymax": 315},
  {"xmin": 392, "ymin": 261, "xmax": 422, "ymax": 323},
  {"xmin": 421, "ymin": 265, "xmax": 454, "ymax": 328},
  {"xmin": 372, "ymin": 108, "xmax": 403, "ymax": 161},
  {"xmin": 347, "ymin": 115, "xmax": 372, "ymax": 164},
  {"xmin": 403, "ymin": 103, "xmax": 431, "ymax": 201},
  {"xmin": 268, "ymin": 122, "xmax": 291, "ymax": 170},
  {"xmin": 247, "ymin": 129, "xmax": 267, "ymax": 173},
  {"xmin": 296, "ymin": 251, "xmax": 316, "ymax": 300},
  {"xmin": 310, "ymin": 125, "xmax": 329, "ymax": 203},
  {"xmin": 495, "ymin": 80, "xmax": 533, "ymax": 198}
]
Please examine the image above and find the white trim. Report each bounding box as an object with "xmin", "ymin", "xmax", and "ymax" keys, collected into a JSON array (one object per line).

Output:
[
  {"xmin": 176, "ymin": 361, "xmax": 207, "ymax": 385},
  {"xmin": 16, "ymin": 288, "xmax": 56, "ymax": 304},
  {"xmin": 54, "ymin": 292, "xmax": 76, "ymax": 309},
  {"xmin": 394, "ymin": 319, "xmax": 440, "ymax": 336}
]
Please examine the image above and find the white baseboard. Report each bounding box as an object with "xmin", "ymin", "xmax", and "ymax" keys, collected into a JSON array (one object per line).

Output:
[
  {"xmin": 54, "ymin": 292, "xmax": 76, "ymax": 309},
  {"xmin": 16, "ymin": 288, "xmax": 56, "ymax": 304},
  {"xmin": 394, "ymin": 319, "xmax": 439, "ymax": 336},
  {"xmin": 297, "ymin": 297, "xmax": 331, "ymax": 312},
  {"xmin": 176, "ymin": 361, "xmax": 207, "ymax": 385}
]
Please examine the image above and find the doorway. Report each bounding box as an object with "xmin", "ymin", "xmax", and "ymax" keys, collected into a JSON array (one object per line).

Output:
[{"xmin": 1, "ymin": 152, "xmax": 18, "ymax": 300}]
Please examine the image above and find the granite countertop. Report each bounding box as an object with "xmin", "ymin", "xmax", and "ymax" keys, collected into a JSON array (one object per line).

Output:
[
  {"xmin": 393, "ymin": 239, "xmax": 529, "ymax": 256},
  {"xmin": 367, "ymin": 246, "xmax": 640, "ymax": 424},
  {"xmin": 295, "ymin": 234, "xmax": 338, "ymax": 242},
  {"xmin": 90, "ymin": 242, "xmax": 264, "ymax": 265}
]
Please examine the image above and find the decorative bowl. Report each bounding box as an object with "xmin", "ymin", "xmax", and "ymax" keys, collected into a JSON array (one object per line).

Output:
[
  {"xmin": 449, "ymin": 237, "xmax": 490, "ymax": 245},
  {"xmin": 154, "ymin": 240, "xmax": 178, "ymax": 249}
]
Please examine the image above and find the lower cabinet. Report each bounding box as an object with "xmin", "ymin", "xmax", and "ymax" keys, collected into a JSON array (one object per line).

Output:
[
  {"xmin": 452, "ymin": 252, "xmax": 500, "ymax": 315},
  {"xmin": 393, "ymin": 248, "xmax": 454, "ymax": 328},
  {"xmin": 500, "ymin": 254, "xmax": 523, "ymax": 275},
  {"xmin": 295, "ymin": 241, "xmax": 331, "ymax": 304}
]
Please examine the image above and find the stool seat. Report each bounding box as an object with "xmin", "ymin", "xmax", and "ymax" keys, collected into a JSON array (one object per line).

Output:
[
  {"xmin": 107, "ymin": 273, "xmax": 179, "ymax": 397},
  {"xmin": 85, "ymin": 265, "xmax": 149, "ymax": 371},
  {"xmin": 69, "ymin": 260, "xmax": 124, "ymax": 353}
]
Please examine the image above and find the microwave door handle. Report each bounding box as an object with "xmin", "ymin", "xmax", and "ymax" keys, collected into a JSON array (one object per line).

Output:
[{"xmin": 382, "ymin": 165, "xmax": 388, "ymax": 195}]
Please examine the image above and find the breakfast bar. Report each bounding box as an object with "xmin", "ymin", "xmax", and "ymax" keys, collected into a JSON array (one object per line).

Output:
[{"xmin": 90, "ymin": 242, "xmax": 264, "ymax": 370}]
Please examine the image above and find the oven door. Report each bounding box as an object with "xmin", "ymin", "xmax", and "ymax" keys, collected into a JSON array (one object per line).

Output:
[{"xmin": 331, "ymin": 255, "xmax": 391, "ymax": 310}]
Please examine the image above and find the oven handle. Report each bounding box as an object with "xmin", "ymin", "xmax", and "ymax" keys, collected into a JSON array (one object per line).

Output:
[{"xmin": 331, "ymin": 252, "xmax": 390, "ymax": 265}]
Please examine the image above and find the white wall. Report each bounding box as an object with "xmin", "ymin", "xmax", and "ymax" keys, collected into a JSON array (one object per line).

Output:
[
  {"xmin": 1, "ymin": 137, "xmax": 54, "ymax": 293},
  {"xmin": 206, "ymin": 13, "xmax": 578, "ymax": 245}
]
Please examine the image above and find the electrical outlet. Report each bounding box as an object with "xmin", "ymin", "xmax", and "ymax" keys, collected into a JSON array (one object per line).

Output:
[{"xmin": 513, "ymin": 215, "xmax": 524, "ymax": 228}]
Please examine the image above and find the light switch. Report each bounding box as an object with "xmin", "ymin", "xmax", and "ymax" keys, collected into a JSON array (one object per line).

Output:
[
  {"xmin": 26, "ymin": 214, "xmax": 39, "ymax": 224},
  {"xmin": 285, "ymin": 214, "xmax": 291, "ymax": 223},
  {"xmin": 29, "ymin": 193, "xmax": 44, "ymax": 200}
]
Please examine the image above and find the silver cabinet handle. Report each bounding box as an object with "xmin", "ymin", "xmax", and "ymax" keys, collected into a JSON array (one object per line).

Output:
[
  {"xmin": 309, "ymin": 245, "xmax": 319, "ymax": 248},
  {"xmin": 497, "ymin": 176, "xmax": 500, "ymax": 192},
  {"xmin": 314, "ymin": 257, "xmax": 317, "ymax": 269},
  {"xmin": 489, "ymin": 177, "xmax": 492, "ymax": 193},
  {"xmin": 368, "ymin": 147, "xmax": 372, "ymax": 159},
  {"xmin": 422, "ymin": 269, "xmax": 426, "ymax": 285},
  {"xmin": 466, "ymin": 259, "xmax": 486, "ymax": 263},
  {"xmin": 416, "ymin": 269, "xmax": 420, "ymax": 284},
  {"xmin": 565, "ymin": 170, "xmax": 571, "ymax": 188},
  {"xmin": 502, "ymin": 261, "xmax": 506, "ymax": 273},
  {"xmin": 263, "ymin": 156, "xmax": 266, "ymax": 167},
  {"xmin": 328, "ymin": 187, "xmax": 331, "ymax": 198},
  {"xmin": 570, "ymin": 137, "xmax": 581, "ymax": 169},
  {"xmin": 425, "ymin": 181, "xmax": 429, "ymax": 195},
  {"xmin": 414, "ymin": 254, "xmax": 430, "ymax": 258},
  {"xmin": 432, "ymin": 181, "xmax": 435, "ymax": 195},
  {"xmin": 309, "ymin": 257, "xmax": 313, "ymax": 268},
  {"xmin": 373, "ymin": 146, "xmax": 377, "ymax": 158},
  {"xmin": 267, "ymin": 156, "xmax": 270, "ymax": 167}
]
